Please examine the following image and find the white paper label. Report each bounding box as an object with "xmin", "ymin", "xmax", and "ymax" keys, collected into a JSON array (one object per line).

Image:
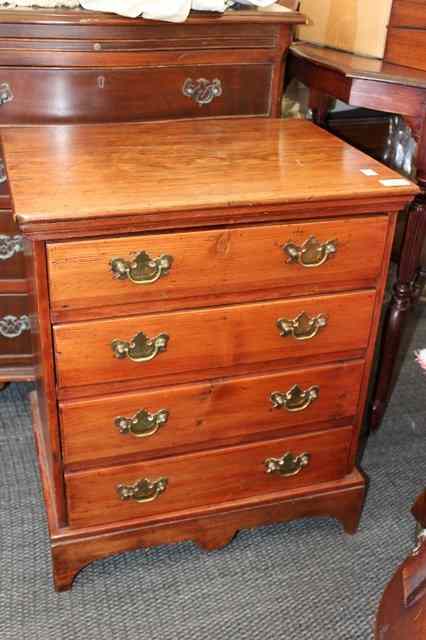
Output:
[
  {"xmin": 379, "ymin": 178, "xmax": 411, "ymax": 187},
  {"xmin": 361, "ymin": 169, "xmax": 378, "ymax": 176}
]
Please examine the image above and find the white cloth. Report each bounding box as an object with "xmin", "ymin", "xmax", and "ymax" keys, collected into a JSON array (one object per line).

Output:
[
  {"xmin": 0, "ymin": 0, "xmax": 278, "ymax": 22},
  {"xmin": 80, "ymin": 0, "xmax": 277, "ymax": 22}
]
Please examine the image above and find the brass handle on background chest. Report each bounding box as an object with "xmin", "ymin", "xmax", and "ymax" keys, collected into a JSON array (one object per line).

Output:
[
  {"xmin": 265, "ymin": 452, "xmax": 310, "ymax": 477},
  {"xmin": 0, "ymin": 82, "xmax": 13, "ymax": 105},
  {"xmin": 277, "ymin": 312, "xmax": 327, "ymax": 341},
  {"xmin": 115, "ymin": 408, "xmax": 169, "ymax": 438},
  {"xmin": 111, "ymin": 331, "xmax": 169, "ymax": 363},
  {"xmin": 110, "ymin": 251, "xmax": 173, "ymax": 285},
  {"xmin": 182, "ymin": 78, "xmax": 222, "ymax": 105},
  {"xmin": 270, "ymin": 385, "xmax": 319, "ymax": 412},
  {"xmin": 117, "ymin": 477, "xmax": 168, "ymax": 503},
  {"xmin": 0, "ymin": 234, "xmax": 23, "ymax": 261},
  {"xmin": 0, "ymin": 314, "xmax": 30, "ymax": 339},
  {"xmin": 283, "ymin": 236, "xmax": 337, "ymax": 268}
]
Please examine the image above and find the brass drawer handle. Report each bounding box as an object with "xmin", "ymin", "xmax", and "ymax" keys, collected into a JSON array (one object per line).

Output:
[
  {"xmin": 0, "ymin": 234, "xmax": 23, "ymax": 261},
  {"xmin": 0, "ymin": 82, "xmax": 13, "ymax": 105},
  {"xmin": 265, "ymin": 452, "xmax": 310, "ymax": 477},
  {"xmin": 117, "ymin": 477, "xmax": 168, "ymax": 503},
  {"xmin": 277, "ymin": 311, "xmax": 328, "ymax": 341},
  {"xmin": 111, "ymin": 331, "xmax": 169, "ymax": 363},
  {"xmin": 182, "ymin": 78, "xmax": 222, "ymax": 105},
  {"xmin": 110, "ymin": 250, "xmax": 173, "ymax": 285},
  {"xmin": 0, "ymin": 314, "xmax": 30, "ymax": 339},
  {"xmin": 270, "ymin": 385, "xmax": 319, "ymax": 412},
  {"xmin": 115, "ymin": 408, "xmax": 169, "ymax": 438},
  {"xmin": 283, "ymin": 236, "xmax": 337, "ymax": 268},
  {"xmin": 0, "ymin": 159, "xmax": 7, "ymax": 184}
]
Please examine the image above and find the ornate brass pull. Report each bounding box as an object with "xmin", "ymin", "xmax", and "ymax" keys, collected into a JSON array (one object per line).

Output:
[
  {"xmin": 117, "ymin": 477, "xmax": 168, "ymax": 503},
  {"xmin": 0, "ymin": 82, "xmax": 13, "ymax": 105},
  {"xmin": 0, "ymin": 159, "xmax": 7, "ymax": 184},
  {"xmin": 0, "ymin": 234, "xmax": 23, "ymax": 261},
  {"xmin": 111, "ymin": 331, "xmax": 169, "ymax": 363},
  {"xmin": 182, "ymin": 78, "xmax": 222, "ymax": 105},
  {"xmin": 265, "ymin": 452, "xmax": 310, "ymax": 477},
  {"xmin": 0, "ymin": 314, "xmax": 30, "ymax": 339},
  {"xmin": 110, "ymin": 251, "xmax": 173, "ymax": 285},
  {"xmin": 270, "ymin": 385, "xmax": 319, "ymax": 412},
  {"xmin": 283, "ymin": 236, "xmax": 337, "ymax": 268},
  {"xmin": 277, "ymin": 312, "xmax": 328, "ymax": 341},
  {"xmin": 115, "ymin": 408, "xmax": 169, "ymax": 438}
]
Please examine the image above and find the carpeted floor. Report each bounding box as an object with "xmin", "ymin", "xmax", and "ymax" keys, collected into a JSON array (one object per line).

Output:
[{"xmin": 1, "ymin": 309, "xmax": 425, "ymax": 640}]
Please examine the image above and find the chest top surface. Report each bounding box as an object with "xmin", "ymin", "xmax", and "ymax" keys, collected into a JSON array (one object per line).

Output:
[{"xmin": 1, "ymin": 118, "xmax": 418, "ymax": 231}]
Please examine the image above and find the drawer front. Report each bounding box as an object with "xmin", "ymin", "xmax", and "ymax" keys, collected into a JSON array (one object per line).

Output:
[
  {"xmin": 60, "ymin": 360, "xmax": 364, "ymax": 466},
  {"xmin": 53, "ymin": 290, "xmax": 375, "ymax": 389},
  {"xmin": 0, "ymin": 211, "xmax": 25, "ymax": 280},
  {"xmin": 65, "ymin": 426, "xmax": 353, "ymax": 528},
  {"xmin": 0, "ymin": 293, "xmax": 32, "ymax": 365},
  {"xmin": 47, "ymin": 217, "xmax": 388, "ymax": 314},
  {"xmin": 0, "ymin": 64, "xmax": 271, "ymax": 125}
]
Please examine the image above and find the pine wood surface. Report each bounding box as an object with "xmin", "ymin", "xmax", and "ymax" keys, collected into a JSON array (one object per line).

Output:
[
  {"xmin": 1, "ymin": 119, "xmax": 417, "ymax": 229},
  {"xmin": 53, "ymin": 290, "xmax": 375, "ymax": 390},
  {"xmin": 65, "ymin": 426, "xmax": 353, "ymax": 528},
  {"xmin": 60, "ymin": 360, "xmax": 364, "ymax": 468},
  {"xmin": 47, "ymin": 216, "xmax": 388, "ymax": 316}
]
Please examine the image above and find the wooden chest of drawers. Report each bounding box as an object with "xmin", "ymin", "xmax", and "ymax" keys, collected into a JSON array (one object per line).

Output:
[
  {"xmin": 0, "ymin": 6, "xmax": 303, "ymax": 387},
  {"xmin": 2, "ymin": 117, "xmax": 417, "ymax": 591}
]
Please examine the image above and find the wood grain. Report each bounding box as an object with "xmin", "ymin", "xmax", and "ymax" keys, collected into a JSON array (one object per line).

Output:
[
  {"xmin": 60, "ymin": 360, "xmax": 364, "ymax": 467},
  {"xmin": 53, "ymin": 290, "xmax": 375, "ymax": 390},
  {"xmin": 47, "ymin": 217, "xmax": 388, "ymax": 315},
  {"xmin": 2, "ymin": 119, "xmax": 418, "ymax": 229},
  {"xmin": 65, "ymin": 426, "xmax": 353, "ymax": 528}
]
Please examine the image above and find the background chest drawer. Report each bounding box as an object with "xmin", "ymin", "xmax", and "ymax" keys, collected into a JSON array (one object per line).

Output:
[
  {"xmin": 0, "ymin": 64, "xmax": 272, "ymax": 125},
  {"xmin": 60, "ymin": 360, "xmax": 364, "ymax": 466},
  {"xmin": 47, "ymin": 217, "xmax": 388, "ymax": 317},
  {"xmin": 53, "ymin": 290, "xmax": 375, "ymax": 390},
  {"xmin": 65, "ymin": 426, "xmax": 354, "ymax": 528}
]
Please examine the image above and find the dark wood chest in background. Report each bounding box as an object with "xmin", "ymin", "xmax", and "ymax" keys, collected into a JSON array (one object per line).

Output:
[{"xmin": 0, "ymin": 6, "xmax": 304, "ymax": 386}]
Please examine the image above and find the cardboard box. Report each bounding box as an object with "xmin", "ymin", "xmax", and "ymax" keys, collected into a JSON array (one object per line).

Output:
[{"xmin": 298, "ymin": 0, "xmax": 393, "ymax": 58}]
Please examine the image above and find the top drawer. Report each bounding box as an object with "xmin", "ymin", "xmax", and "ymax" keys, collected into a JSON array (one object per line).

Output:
[
  {"xmin": 47, "ymin": 216, "xmax": 388, "ymax": 318},
  {"xmin": 0, "ymin": 64, "xmax": 271, "ymax": 124}
]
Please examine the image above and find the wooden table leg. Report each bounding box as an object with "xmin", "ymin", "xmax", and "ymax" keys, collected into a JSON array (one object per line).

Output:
[
  {"xmin": 308, "ymin": 89, "xmax": 333, "ymax": 126},
  {"xmin": 370, "ymin": 119, "xmax": 426, "ymax": 430}
]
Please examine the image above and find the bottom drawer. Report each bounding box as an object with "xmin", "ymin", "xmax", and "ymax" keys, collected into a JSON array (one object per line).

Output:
[
  {"xmin": 0, "ymin": 293, "xmax": 32, "ymax": 366},
  {"xmin": 65, "ymin": 426, "xmax": 353, "ymax": 528}
]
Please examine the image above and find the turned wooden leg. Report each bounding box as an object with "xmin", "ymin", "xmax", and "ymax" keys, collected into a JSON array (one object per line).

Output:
[
  {"xmin": 370, "ymin": 196, "xmax": 426, "ymax": 430},
  {"xmin": 308, "ymin": 89, "xmax": 333, "ymax": 127}
]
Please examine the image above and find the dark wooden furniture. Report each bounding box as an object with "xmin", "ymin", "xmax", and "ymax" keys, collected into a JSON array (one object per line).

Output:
[
  {"xmin": 376, "ymin": 489, "xmax": 426, "ymax": 639},
  {"xmin": 0, "ymin": 6, "xmax": 303, "ymax": 389},
  {"xmin": 2, "ymin": 118, "xmax": 416, "ymax": 590},
  {"xmin": 286, "ymin": 0, "xmax": 426, "ymax": 430}
]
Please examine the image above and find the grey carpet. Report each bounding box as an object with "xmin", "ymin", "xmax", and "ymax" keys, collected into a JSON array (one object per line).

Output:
[{"xmin": 1, "ymin": 310, "xmax": 426, "ymax": 640}]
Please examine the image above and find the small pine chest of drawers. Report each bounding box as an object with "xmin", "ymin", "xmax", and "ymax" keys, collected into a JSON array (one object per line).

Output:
[{"xmin": 2, "ymin": 118, "xmax": 418, "ymax": 591}]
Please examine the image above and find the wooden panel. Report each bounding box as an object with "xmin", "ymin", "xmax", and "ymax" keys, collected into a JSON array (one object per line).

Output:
[
  {"xmin": 2, "ymin": 120, "xmax": 418, "ymax": 231},
  {"xmin": 389, "ymin": 1, "xmax": 426, "ymax": 29},
  {"xmin": 65, "ymin": 426, "xmax": 354, "ymax": 527},
  {"xmin": 60, "ymin": 360, "xmax": 364, "ymax": 467},
  {"xmin": 0, "ymin": 64, "xmax": 272, "ymax": 125},
  {"xmin": 47, "ymin": 217, "xmax": 388, "ymax": 315},
  {"xmin": 53, "ymin": 290, "xmax": 375, "ymax": 389},
  {"xmin": 0, "ymin": 293, "xmax": 32, "ymax": 366},
  {"xmin": 385, "ymin": 29, "xmax": 426, "ymax": 72}
]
